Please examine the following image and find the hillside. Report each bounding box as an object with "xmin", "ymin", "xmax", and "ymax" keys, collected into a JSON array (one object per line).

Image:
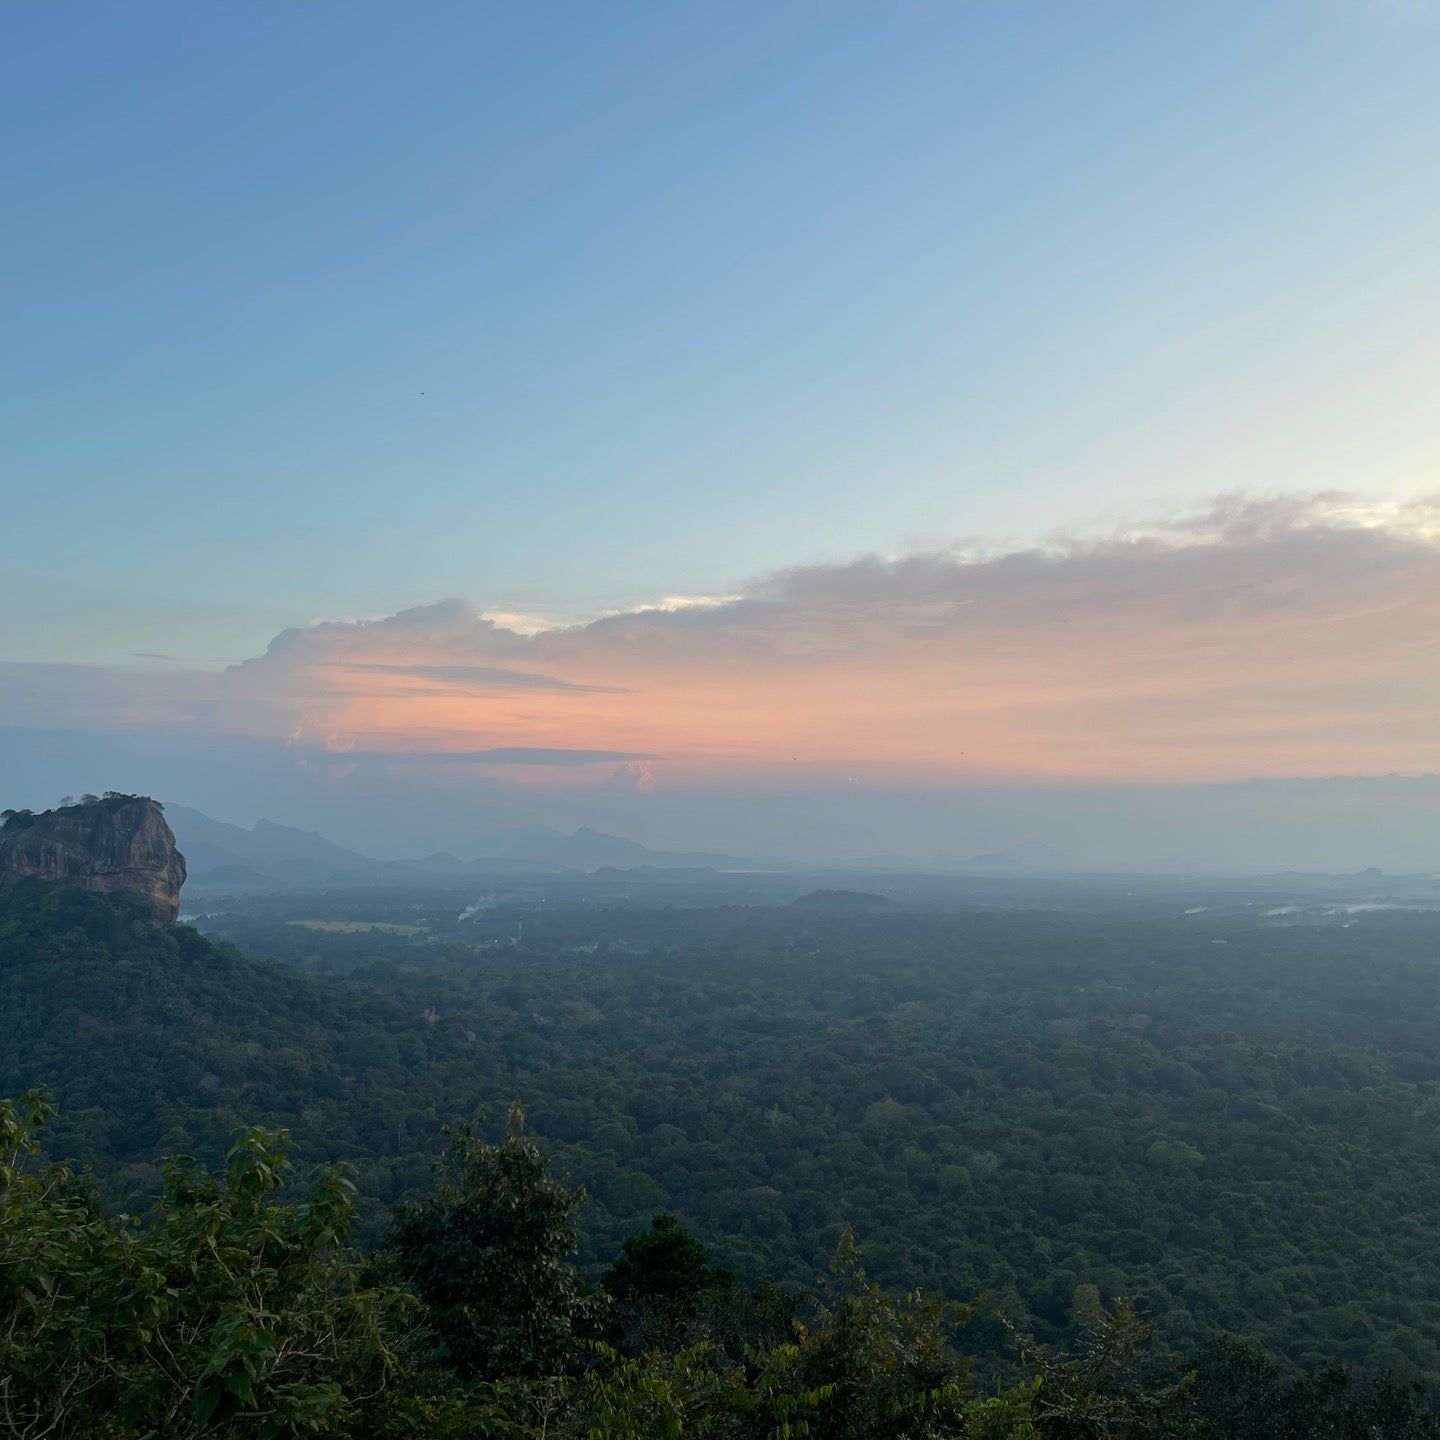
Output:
[{"xmin": 0, "ymin": 882, "xmax": 485, "ymax": 1228}]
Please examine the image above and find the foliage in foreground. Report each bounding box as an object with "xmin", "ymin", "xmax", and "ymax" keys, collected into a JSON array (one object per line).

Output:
[{"xmin": 2, "ymin": 1093, "xmax": 1437, "ymax": 1440}]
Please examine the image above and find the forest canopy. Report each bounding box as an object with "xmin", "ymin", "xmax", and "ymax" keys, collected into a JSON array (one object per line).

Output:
[
  {"xmin": 4, "ymin": 1088, "xmax": 1438, "ymax": 1440},
  {"xmin": 5, "ymin": 880, "xmax": 1440, "ymax": 1418}
]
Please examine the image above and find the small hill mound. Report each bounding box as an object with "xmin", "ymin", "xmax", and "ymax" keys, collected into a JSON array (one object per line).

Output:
[{"xmin": 789, "ymin": 888, "xmax": 899, "ymax": 913}]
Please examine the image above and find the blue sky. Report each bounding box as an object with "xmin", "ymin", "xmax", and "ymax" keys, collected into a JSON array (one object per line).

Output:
[
  {"xmin": 5, "ymin": 1, "xmax": 1439, "ymax": 667},
  {"xmin": 4, "ymin": 3, "xmax": 1440, "ymax": 866}
]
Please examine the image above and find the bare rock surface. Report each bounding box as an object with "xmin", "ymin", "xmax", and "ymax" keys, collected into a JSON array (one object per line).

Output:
[{"xmin": 0, "ymin": 796, "xmax": 186, "ymax": 919}]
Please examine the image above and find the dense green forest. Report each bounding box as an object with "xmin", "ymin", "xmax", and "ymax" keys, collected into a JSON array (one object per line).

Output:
[
  {"xmin": 5, "ymin": 1089, "xmax": 1439, "ymax": 1438},
  {"xmin": 0, "ymin": 883, "xmax": 486, "ymax": 1228},
  {"xmin": 6, "ymin": 880, "xmax": 1440, "ymax": 1399},
  {"xmin": 210, "ymin": 894, "xmax": 1440, "ymax": 1381}
]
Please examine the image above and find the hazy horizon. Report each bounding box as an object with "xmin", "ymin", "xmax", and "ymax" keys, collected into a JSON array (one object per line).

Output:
[{"xmin": 5, "ymin": 733, "xmax": 1439, "ymax": 875}]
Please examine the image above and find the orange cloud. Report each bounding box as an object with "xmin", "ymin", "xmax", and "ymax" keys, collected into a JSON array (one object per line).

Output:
[
  {"xmin": 211, "ymin": 493, "xmax": 1440, "ymax": 782},
  {"xmin": 5, "ymin": 493, "xmax": 1438, "ymax": 785}
]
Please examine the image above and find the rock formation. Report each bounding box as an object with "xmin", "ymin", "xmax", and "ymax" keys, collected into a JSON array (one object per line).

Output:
[{"xmin": 0, "ymin": 796, "xmax": 187, "ymax": 919}]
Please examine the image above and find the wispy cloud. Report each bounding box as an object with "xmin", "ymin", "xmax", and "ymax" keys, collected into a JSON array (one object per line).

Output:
[
  {"xmin": 339, "ymin": 662, "xmax": 628, "ymax": 694},
  {"xmin": 311, "ymin": 746, "xmax": 658, "ymax": 766}
]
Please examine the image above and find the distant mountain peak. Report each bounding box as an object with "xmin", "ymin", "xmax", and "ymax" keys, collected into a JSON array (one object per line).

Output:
[
  {"xmin": 497, "ymin": 826, "xmax": 744, "ymax": 871},
  {"xmin": 164, "ymin": 806, "xmax": 372, "ymax": 889}
]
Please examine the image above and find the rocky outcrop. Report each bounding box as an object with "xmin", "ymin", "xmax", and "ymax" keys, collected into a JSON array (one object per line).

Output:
[{"xmin": 0, "ymin": 796, "xmax": 186, "ymax": 919}]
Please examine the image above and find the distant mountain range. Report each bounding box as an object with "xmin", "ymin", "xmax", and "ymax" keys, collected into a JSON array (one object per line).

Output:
[
  {"xmin": 166, "ymin": 808, "xmax": 757, "ymax": 891},
  {"xmin": 166, "ymin": 805, "xmax": 1073, "ymax": 893},
  {"xmin": 165, "ymin": 806, "xmax": 378, "ymax": 891}
]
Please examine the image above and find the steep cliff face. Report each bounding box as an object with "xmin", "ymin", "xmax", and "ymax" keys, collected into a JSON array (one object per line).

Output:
[{"xmin": 0, "ymin": 797, "xmax": 186, "ymax": 919}]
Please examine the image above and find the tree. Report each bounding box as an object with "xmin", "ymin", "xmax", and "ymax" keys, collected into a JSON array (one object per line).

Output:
[
  {"xmin": 751, "ymin": 1229, "xmax": 994, "ymax": 1440},
  {"xmin": 1185, "ymin": 1337, "xmax": 1440, "ymax": 1440},
  {"xmin": 386, "ymin": 1104, "xmax": 597, "ymax": 1382},
  {"xmin": 600, "ymin": 1213, "xmax": 795, "ymax": 1363},
  {"xmin": 603, "ymin": 1213, "xmax": 730, "ymax": 1305},
  {"xmin": 0, "ymin": 1092, "xmax": 419, "ymax": 1439}
]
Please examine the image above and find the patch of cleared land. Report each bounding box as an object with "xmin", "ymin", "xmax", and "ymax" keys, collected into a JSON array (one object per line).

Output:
[{"xmin": 287, "ymin": 920, "xmax": 423, "ymax": 935}]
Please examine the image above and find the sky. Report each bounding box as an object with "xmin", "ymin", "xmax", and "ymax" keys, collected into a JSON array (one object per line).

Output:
[{"xmin": 3, "ymin": 2, "xmax": 1439, "ymax": 867}]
